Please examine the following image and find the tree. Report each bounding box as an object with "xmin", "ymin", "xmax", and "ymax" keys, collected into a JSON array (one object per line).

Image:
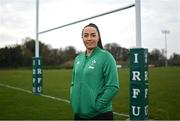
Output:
[
  {"xmin": 1, "ymin": 37, "xmax": 179, "ymax": 68},
  {"xmin": 149, "ymin": 49, "xmax": 166, "ymax": 66},
  {"xmin": 64, "ymin": 46, "xmax": 76, "ymax": 61},
  {"xmin": 0, "ymin": 45, "xmax": 23, "ymax": 67},
  {"xmin": 104, "ymin": 43, "xmax": 129, "ymax": 65},
  {"xmin": 169, "ymin": 53, "xmax": 180, "ymax": 66},
  {"xmin": 104, "ymin": 43, "xmax": 121, "ymax": 60},
  {"xmin": 21, "ymin": 37, "xmax": 35, "ymax": 66}
]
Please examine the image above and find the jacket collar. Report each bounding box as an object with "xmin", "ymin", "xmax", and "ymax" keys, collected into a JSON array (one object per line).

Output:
[{"xmin": 85, "ymin": 47, "xmax": 100, "ymax": 58}]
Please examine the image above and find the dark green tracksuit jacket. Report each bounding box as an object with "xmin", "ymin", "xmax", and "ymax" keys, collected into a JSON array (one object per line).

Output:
[{"xmin": 70, "ymin": 47, "xmax": 119, "ymax": 119}]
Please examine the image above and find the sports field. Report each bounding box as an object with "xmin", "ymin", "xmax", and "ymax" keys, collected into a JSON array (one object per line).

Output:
[{"xmin": 0, "ymin": 67, "xmax": 180, "ymax": 120}]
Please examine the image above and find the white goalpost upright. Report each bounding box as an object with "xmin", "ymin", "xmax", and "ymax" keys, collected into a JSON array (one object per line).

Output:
[
  {"xmin": 33, "ymin": 0, "xmax": 149, "ymax": 120},
  {"xmin": 129, "ymin": 0, "xmax": 149, "ymax": 120},
  {"xmin": 135, "ymin": 0, "xmax": 142, "ymax": 48},
  {"xmin": 32, "ymin": 0, "xmax": 43, "ymax": 95},
  {"xmin": 35, "ymin": 0, "xmax": 39, "ymax": 58}
]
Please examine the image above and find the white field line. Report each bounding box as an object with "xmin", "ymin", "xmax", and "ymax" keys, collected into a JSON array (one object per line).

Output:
[
  {"xmin": 0, "ymin": 83, "xmax": 129, "ymax": 118},
  {"xmin": 0, "ymin": 83, "xmax": 70, "ymax": 103}
]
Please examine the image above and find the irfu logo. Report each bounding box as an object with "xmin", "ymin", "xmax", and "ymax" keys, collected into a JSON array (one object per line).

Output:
[
  {"xmin": 130, "ymin": 48, "xmax": 148, "ymax": 120},
  {"xmin": 32, "ymin": 57, "xmax": 43, "ymax": 94}
]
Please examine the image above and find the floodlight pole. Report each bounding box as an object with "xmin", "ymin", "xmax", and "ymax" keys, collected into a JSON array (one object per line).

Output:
[{"xmin": 162, "ymin": 30, "xmax": 170, "ymax": 67}]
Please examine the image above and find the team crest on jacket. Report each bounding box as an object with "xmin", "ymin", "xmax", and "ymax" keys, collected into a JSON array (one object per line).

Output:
[
  {"xmin": 88, "ymin": 59, "xmax": 96, "ymax": 69},
  {"xmin": 77, "ymin": 61, "xmax": 80, "ymax": 65}
]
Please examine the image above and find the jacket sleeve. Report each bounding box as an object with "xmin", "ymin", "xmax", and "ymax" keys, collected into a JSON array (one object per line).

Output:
[{"xmin": 95, "ymin": 53, "xmax": 120, "ymax": 111}]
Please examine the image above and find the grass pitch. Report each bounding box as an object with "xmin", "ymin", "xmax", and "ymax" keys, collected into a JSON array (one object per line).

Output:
[{"xmin": 0, "ymin": 67, "xmax": 180, "ymax": 120}]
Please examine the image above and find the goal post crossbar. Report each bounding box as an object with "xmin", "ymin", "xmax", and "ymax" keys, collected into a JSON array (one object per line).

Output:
[{"xmin": 38, "ymin": 3, "xmax": 135, "ymax": 35}]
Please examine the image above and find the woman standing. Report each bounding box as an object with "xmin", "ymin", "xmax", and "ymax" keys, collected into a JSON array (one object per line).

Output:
[{"xmin": 70, "ymin": 23, "xmax": 119, "ymax": 120}]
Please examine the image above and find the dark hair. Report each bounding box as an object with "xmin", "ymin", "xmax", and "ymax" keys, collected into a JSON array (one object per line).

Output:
[{"xmin": 82, "ymin": 23, "xmax": 103, "ymax": 49}]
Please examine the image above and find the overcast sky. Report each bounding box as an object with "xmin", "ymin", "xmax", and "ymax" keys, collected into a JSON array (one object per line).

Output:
[{"xmin": 0, "ymin": 0, "xmax": 180, "ymax": 58}]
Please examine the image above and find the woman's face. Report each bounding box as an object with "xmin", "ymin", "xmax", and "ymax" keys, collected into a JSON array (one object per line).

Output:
[{"xmin": 82, "ymin": 26, "xmax": 99, "ymax": 50}]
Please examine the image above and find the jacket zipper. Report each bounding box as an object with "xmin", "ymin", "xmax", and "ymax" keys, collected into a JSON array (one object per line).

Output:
[{"xmin": 78, "ymin": 56, "xmax": 88, "ymax": 113}]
